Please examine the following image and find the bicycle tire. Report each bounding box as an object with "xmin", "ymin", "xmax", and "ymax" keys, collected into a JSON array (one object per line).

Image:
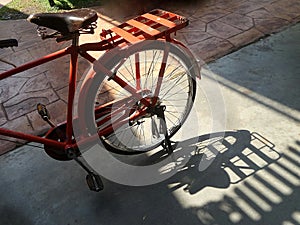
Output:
[{"xmin": 80, "ymin": 40, "xmax": 198, "ymax": 154}]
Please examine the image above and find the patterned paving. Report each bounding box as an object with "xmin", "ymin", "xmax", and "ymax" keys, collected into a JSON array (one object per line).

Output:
[{"xmin": 0, "ymin": 0, "xmax": 299, "ymax": 154}]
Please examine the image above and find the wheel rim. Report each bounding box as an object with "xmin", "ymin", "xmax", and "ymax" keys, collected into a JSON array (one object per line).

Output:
[{"xmin": 92, "ymin": 47, "xmax": 196, "ymax": 153}]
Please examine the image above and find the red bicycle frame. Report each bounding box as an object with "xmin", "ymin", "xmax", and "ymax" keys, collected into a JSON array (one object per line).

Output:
[
  {"xmin": 0, "ymin": 9, "xmax": 191, "ymax": 154},
  {"xmin": 0, "ymin": 39, "xmax": 89, "ymax": 150},
  {"xmin": 0, "ymin": 36, "xmax": 145, "ymax": 148}
]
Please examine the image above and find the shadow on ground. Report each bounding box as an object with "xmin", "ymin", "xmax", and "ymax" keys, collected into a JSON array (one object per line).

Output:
[
  {"xmin": 0, "ymin": 5, "xmax": 28, "ymax": 20},
  {"xmin": 165, "ymin": 130, "xmax": 281, "ymax": 194},
  {"xmin": 1, "ymin": 130, "xmax": 298, "ymax": 225},
  {"xmin": 48, "ymin": 0, "xmax": 102, "ymax": 9},
  {"xmin": 94, "ymin": 0, "xmax": 208, "ymax": 21},
  {"xmin": 190, "ymin": 139, "xmax": 300, "ymax": 225}
]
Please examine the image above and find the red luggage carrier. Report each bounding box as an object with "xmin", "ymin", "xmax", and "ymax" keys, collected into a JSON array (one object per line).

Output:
[{"xmin": 100, "ymin": 9, "xmax": 189, "ymax": 45}]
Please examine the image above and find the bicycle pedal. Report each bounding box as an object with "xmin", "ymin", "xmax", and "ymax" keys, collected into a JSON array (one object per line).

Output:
[
  {"xmin": 37, "ymin": 103, "xmax": 50, "ymax": 121},
  {"xmin": 86, "ymin": 173, "xmax": 104, "ymax": 192}
]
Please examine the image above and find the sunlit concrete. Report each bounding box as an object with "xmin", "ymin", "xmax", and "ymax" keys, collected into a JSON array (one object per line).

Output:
[{"xmin": 0, "ymin": 17, "xmax": 299, "ymax": 225}]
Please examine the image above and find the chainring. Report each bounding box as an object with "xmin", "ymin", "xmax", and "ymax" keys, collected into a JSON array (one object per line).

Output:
[{"xmin": 44, "ymin": 123, "xmax": 71, "ymax": 161}]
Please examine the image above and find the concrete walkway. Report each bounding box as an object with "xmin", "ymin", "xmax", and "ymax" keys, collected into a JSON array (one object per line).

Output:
[
  {"xmin": 0, "ymin": 0, "xmax": 11, "ymax": 8},
  {"xmin": 0, "ymin": 0, "xmax": 299, "ymax": 154},
  {"xmin": 0, "ymin": 21, "xmax": 299, "ymax": 225}
]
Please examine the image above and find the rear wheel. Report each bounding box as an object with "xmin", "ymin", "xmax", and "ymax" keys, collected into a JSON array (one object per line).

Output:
[{"xmin": 83, "ymin": 41, "xmax": 197, "ymax": 153}]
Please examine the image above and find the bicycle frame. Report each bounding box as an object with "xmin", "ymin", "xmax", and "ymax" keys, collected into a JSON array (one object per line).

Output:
[
  {"xmin": 0, "ymin": 9, "xmax": 196, "ymax": 156},
  {"xmin": 0, "ymin": 8, "xmax": 202, "ymax": 192},
  {"xmin": 0, "ymin": 37, "xmax": 175, "ymax": 152},
  {"xmin": 0, "ymin": 36, "xmax": 115, "ymax": 150}
]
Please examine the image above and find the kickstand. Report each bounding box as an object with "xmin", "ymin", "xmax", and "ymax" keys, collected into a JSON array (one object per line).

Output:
[
  {"xmin": 67, "ymin": 148, "xmax": 104, "ymax": 192},
  {"xmin": 152, "ymin": 105, "xmax": 174, "ymax": 155}
]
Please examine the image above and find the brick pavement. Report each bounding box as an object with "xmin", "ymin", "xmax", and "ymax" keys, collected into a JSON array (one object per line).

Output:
[{"xmin": 0, "ymin": 0, "xmax": 299, "ymax": 154}]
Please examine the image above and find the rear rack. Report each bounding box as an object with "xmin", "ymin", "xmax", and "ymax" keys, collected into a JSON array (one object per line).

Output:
[{"xmin": 100, "ymin": 9, "xmax": 188, "ymax": 45}]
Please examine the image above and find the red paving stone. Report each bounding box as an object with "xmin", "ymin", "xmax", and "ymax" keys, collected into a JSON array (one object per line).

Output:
[
  {"xmin": 193, "ymin": 8, "xmax": 231, "ymax": 22},
  {"xmin": 207, "ymin": 20, "xmax": 243, "ymax": 39},
  {"xmin": 218, "ymin": 13, "xmax": 254, "ymax": 31},
  {"xmin": 230, "ymin": 1, "xmax": 266, "ymax": 15},
  {"xmin": 181, "ymin": 31, "xmax": 212, "ymax": 45},
  {"xmin": 189, "ymin": 36, "xmax": 235, "ymax": 62},
  {"xmin": 27, "ymin": 100, "xmax": 67, "ymax": 132},
  {"xmin": 0, "ymin": 0, "xmax": 300, "ymax": 154},
  {"xmin": 255, "ymin": 17, "xmax": 290, "ymax": 34},
  {"xmin": 228, "ymin": 27, "xmax": 264, "ymax": 47}
]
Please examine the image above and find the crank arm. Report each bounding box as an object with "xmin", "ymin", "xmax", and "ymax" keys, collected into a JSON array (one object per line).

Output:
[{"xmin": 67, "ymin": 148, "xmax": 104, "ymax": 192}]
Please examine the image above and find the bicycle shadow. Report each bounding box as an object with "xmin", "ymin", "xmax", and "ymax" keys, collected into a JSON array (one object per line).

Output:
[
  {"xmin": 112, "ymin": 129, "xmax": 281, "ymax": 194},
  {"xmin": 88, "ymin": 130, "xmax": 286, "ymax": 225},
  {"xmin": 185, "ymin": 139, "xmax": 300, "ymax": 225},
  {"xmin": 162, "ymin": 130, "xmax": 280, "ymax": 194},
  {"xmin": 0, "ymin": 129, "xmax": 291, "ymax": 225}
]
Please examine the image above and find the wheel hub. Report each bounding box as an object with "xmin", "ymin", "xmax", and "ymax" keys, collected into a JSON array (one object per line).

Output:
[{"xmin": 129, "ymin": 90, "xmax": 162, "ymax": 125}]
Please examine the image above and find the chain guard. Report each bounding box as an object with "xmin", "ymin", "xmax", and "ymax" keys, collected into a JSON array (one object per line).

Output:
[{"xmin": 44, "ymin": 123, "xmax": 71, "ymax": 161}]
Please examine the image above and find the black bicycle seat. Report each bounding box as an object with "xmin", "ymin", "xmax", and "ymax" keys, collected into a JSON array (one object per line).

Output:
[{"xmin": 27, "ymin": 8, "xmax": 98, "ymax": 35}]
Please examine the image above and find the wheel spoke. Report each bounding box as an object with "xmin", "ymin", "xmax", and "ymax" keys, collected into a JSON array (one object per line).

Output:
[{"xmin": 86, "ymin": 43, "xmax": 196, "ymax": 153}]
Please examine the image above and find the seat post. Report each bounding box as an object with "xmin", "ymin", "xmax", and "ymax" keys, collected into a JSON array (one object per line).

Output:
[
  {"xmin": 66, "ymin": 32, "xmax": 79, "ymax": 145},
  {"xmin": 72, "ymin": 33, "xmax": 79, "ymax": 47}
]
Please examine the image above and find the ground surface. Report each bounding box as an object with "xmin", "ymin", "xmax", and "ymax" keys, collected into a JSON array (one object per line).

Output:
[
  {"xmin": 0, "ymin": 22, "xmax": 299, "ymax": 225},
  {"xmin": 0, "ymin": 0, "xmax": 300, "ymax": 154}
]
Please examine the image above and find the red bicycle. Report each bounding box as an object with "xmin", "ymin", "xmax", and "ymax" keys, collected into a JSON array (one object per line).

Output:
[{"xmin": 0, "ymin": 8, "xmax": 200, "ymax": 191}]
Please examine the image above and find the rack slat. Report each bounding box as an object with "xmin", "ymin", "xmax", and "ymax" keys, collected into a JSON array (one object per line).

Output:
[
  {"xmin": 110, "ymin": 27, "xmax": 140, "ymax": 43},
  {"xmin": 103, "ymin": 9, "xmax": 188, "ymax": 45},
  {"xmin": 126, "ymin": 19, "xmax": 161, "ymax": 36},
  {"xmin": 142, "ymin": 13, "xmax": 177, "ymax": 28}
]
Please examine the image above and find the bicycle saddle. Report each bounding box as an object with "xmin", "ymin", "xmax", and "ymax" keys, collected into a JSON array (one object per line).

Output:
[{"xmin": 27, "ymin": 8, "xmax": 98, "ymax": 35}]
